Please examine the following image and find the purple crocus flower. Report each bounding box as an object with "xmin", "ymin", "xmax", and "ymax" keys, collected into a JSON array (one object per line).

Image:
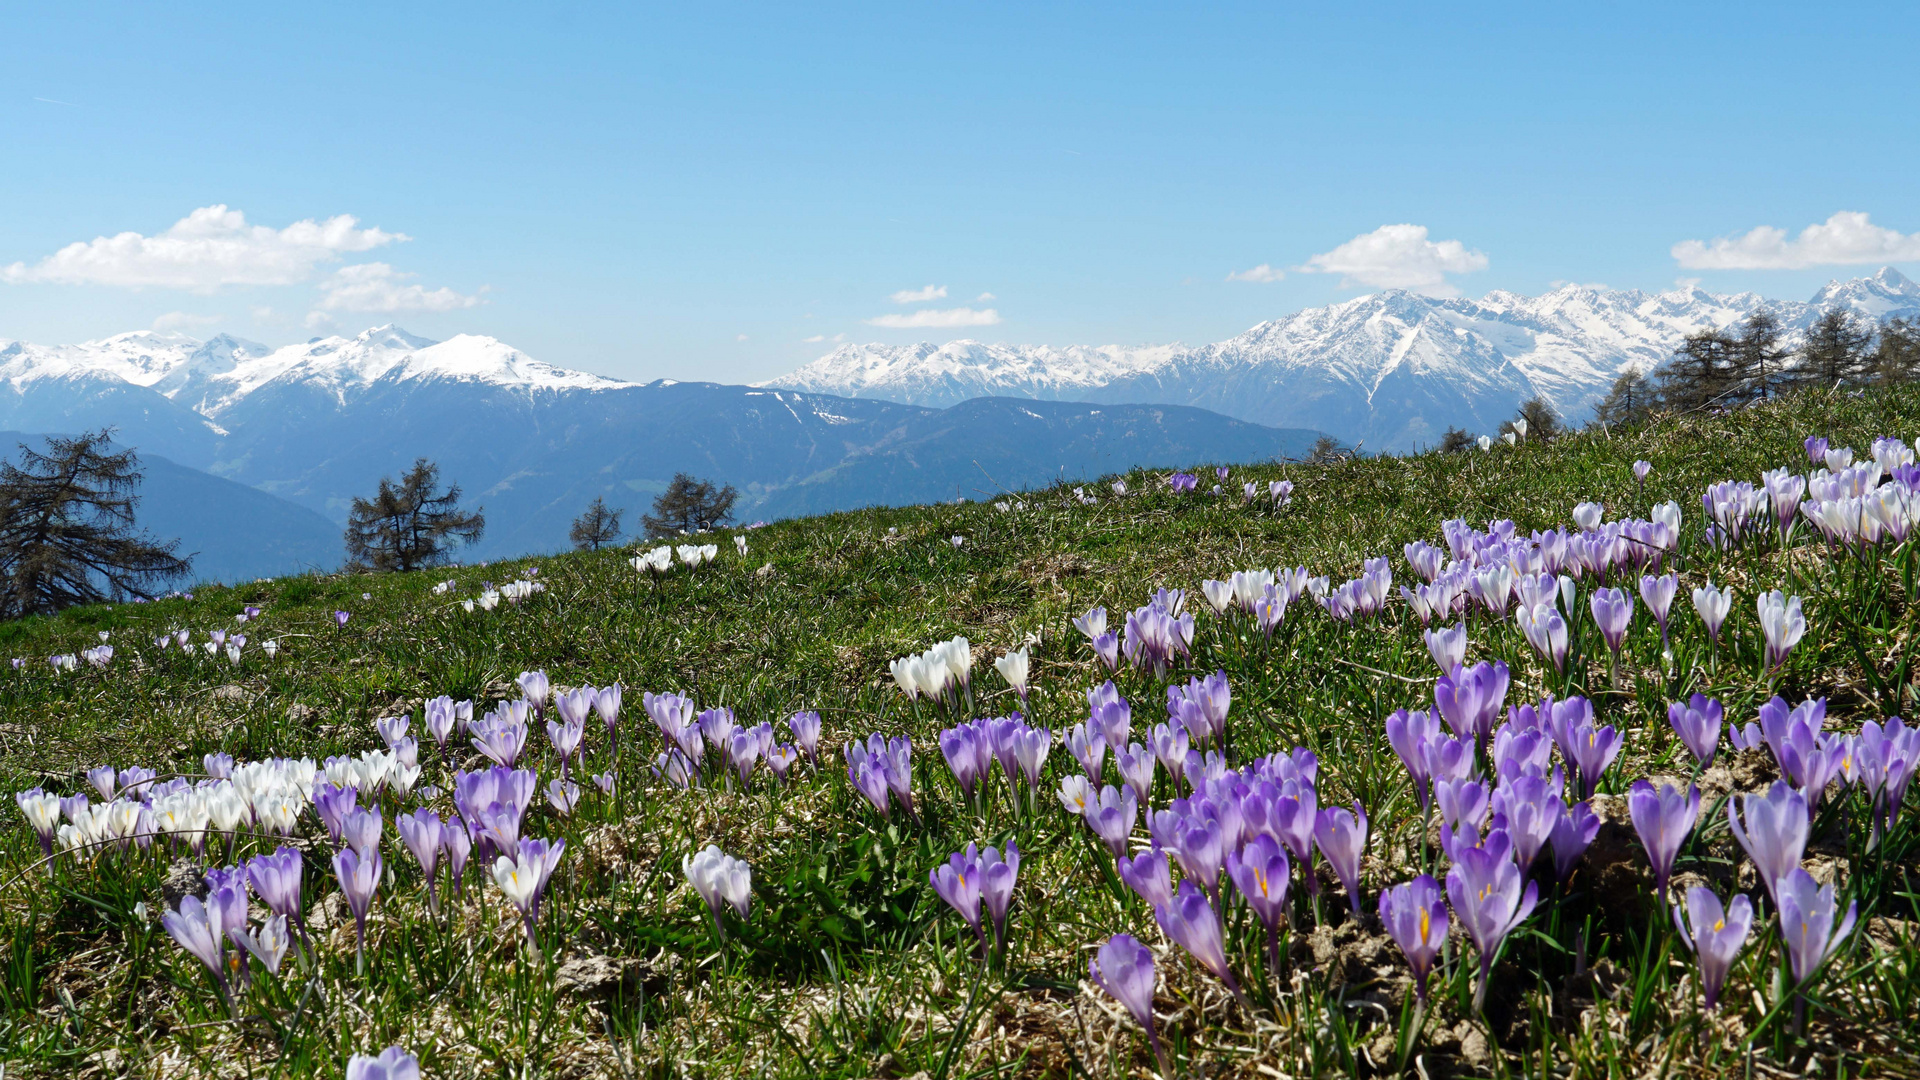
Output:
[
  {"xmin": 1667, "ymin": 695, "xmax": 1722, "ymax": 768},
  {"xmin": 788, "ymin": 710, "xmax": 822, "ymax": 763},
  {"xmin": 1117, "ymin": 848, "xmax": 1175, "ymax": 908},
  {"xmin": 846, "ymin": 748, "xmax": 891, "ymax": 816},
  {"xmin": 346, "ymin": 1046, "xmax": 421, "ymax": 1080},
  {"xmin": 1385, "ymin": 708, "xmax": 1440, "ymax": 811},
  {"xmin": 1671, "ymin": 886, "xmax": 1753, "ymax": 1010},
  {"xmin": 1491, "ymin": 774, "xmax": 1563, "ymax": 872},
  {"xmin": 468, "ymin": 712, "xmax": 528, "ymax": 768},
  {"xmin": 1154, "ymin": 880, "xmax": 1250, "ymax": 1010},
  {"xmin": 1446, "ymin": 829, "xmax": 1539, "ymax": 1011},
  {"xmin": 727, "ymin": 730, "xmax": 762, "ymax": 787},
  {"xmin": 1589, "ymin": 587, "xmax": 1634, "ymax": 660},
  {"xmin": 1628, "ymin": 781, "xmax": 1699, "ymax": 906},
  {"xmin": 1114, "ymin": 742, "xmax": 1156, "ymax": 802},
  {"xmin": 1087, "ymin": 785, "xmax": 1139, "ymax": 857},
  {"xmin": 442, "ymin": 825, "xmax": 471, "ymax": 901},
  {"xmin": 1434, "ymin": 778, "xmax": 1490, "ymax": 841},
  {"xmin": 1378, "ymin": 875, "xmax": 1449, "ymax": 1001},
  {"xmin": 1633, "ymin": 459, "xmax": 1652, "ymax": 486},
  {"xmin": 1090, "ymin": 934, "xmax": 1170, "ymax": 1075},
  {"xmin": 1550, "ymin": 800, "xmax": 1599, "ymax": 884},
  {"xmin": 247, "ymin": 847, "xmax": 305, "ymax": 927},
  {"xmin": 334, "ymin": 610, "xmax": 350, "ymax": 627},
  {"xmin": 396, "ymin": 809, "xmax": 445, "ymax": 913},
  {"xmin": 1226, "ymin": 834, "xmax": 1292, "ymax": 969},
  {"xmin": 545, "ymin": 777, "xmax": 581, "ymax": 816},
  {"xmin": 1092, "ymin": 631, "xmax": 1120, "ymax": 671},
  {"xmin": 1435, "ymin": 661, "xmax": 1510, "ymax": 753},
  {"xmin": 1169, "ymin": 814, "xmax": 1229, "ymax": 901},
  {"xmin": 1776, "ymin": 868, "xmax": 1858, "ymax": 987},
  {"xmin": 333, "ymin": 846, "xmax": 382, "ymax": 971},
  {"xmin": 312, "ymin": 783, "xmax": 357, "ymax": 843},
  {"xmin": 1727, "ymin": 781, "xmax": 1808, "ymax": 905},
  {"xmin": 981, "ymin": 841, "xmax": 1019, "ymax": 949},
  {"xmin": 930, "ymin": 844, "xmax": 987, "ymax": 950},
  {"xmin": 162, "ymin": 894, "xmax": 232, "ymax": 1000},
  {"xmin": 1312, "ymin": 803, "xmax": 1368, "ymax": 912},
  {"xmin": 1010, "ymin": 725, "xmax": 1052, "ymax": 794},
  {"xmin": 1639, "ymin": 574, "xmax": 1677, "ymax": 651},
  {"xmin": 1805, "ymin": 436, "xmax": 1829, "ymax": 464},
  {"xmin": 881, "ymin": 736, "xmax": 915, "ymax": 815},
  {"xmin": 939, "ymin": 723, "xmax": 987, "ymax": 800},
  {"xmin": 342, "ymin": 808, "xmax": 383, "ymax": 856}
]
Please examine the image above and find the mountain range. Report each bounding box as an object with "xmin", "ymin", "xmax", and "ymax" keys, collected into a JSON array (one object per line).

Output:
[
  {"xmin": 0, "ymin": 329, "xmax": 1324, "ymax": 582},
  {"xmin": 765, "ymin": 268, "xmax": 1920, "ymax": 452}
]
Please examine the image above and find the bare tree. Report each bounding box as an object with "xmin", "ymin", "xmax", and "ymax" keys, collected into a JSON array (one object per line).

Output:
[
  {"xmin": 1435, "ymin": 427, "xmax": 1476, "ymax": 454},
  {"xmin": 1592, "ymin": 369, "xmax": 1655, "ymax": 428},
  {"xmin": 1500, "ymin": 396, "xmax": 1563, "ymax": 441},
  {"xmin": 344, "ymin": 459, "xmax": 485, "ymax": 573},
  {"xmin": 570, "ymin": 496, "xmax": 624, "ymax": 551},
  {"xmin": 0, "ymin": 431, "xmax": 191, "ymax": 618}
]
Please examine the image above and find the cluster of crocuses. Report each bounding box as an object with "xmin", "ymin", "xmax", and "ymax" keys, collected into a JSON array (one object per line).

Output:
[
  {"xmin": 15, "ymin": 756, "xmax": 321, "ymax": 865},
  {"xmin": 1167, "ymin": 472, "xmax": 1199, "ymax": 493},
  {"xmin": 1080, "ymin": 589, "xmax": 1196, "ymax": 679},
  {"xmin": 1718, "ymin": 695, "xmax": 1920, "ymax": 848},
  {"xmin": 1199, "ymin": 567, "xmax": 1310, "ymax": 638},
  {"xmin": 641, "ymin": 689, "xmax": 820, "ymax": 792},
  {"xmin": 1785, "ymin": 436, "xmax": 1920, "ymax": 551},
  {"xmin": 936, "ymin": 712, "xmax": 1052, "ymax": 813},
  {"xmin": 1063, "ymin": 672, "xmax": 1370, "ymax": 1021},
  {"xmin": 1238, "ymin": 478, "xmax": 1294, "ymax": 507},
  {"xmin": 888, "ymin": 636, "xmax": 976, "ymax": 714}
]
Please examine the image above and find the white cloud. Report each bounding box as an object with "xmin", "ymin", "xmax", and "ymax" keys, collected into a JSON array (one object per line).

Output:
[
  {"xmin": 1672, "ymin": 211, "xmax": 1920, "ymax": 270},
  {"xmin": 1227, "ymin": 263, "xmax": 1284, "ymax": 283},
  {"xmin": 888, "ymin": 285, "xmax": 947, "ymax": 304},
  {"xmin": 249, "ymin": 305, "xmax": 276, "ymax": 322},
  {"xmin": 737, "ymin": 334, "xmax": 749, "ymax": 341},
  {"xmin": 1298, "ymin": 224, "xmax": 1488, "ymax": 297},
  {"xmin": 975, "ymin": 291, "xmax": 996, "ymax": 301},
  {"xmin": 1, "ymin": 205, "xmax": 405, "ymax": 290},
  {"xmin": 314, "ymin": 262, "xmax": 484, "ymax": 313},
  {"xmin": 152, "ymin": 311, "xmax": 224, "ymax": 331},
  {"xmin": 803, "ymin": 334, "xmax": 825, "ymax": 343},
  {"xmin": 865, "ymin": 307, "xmax": 1002, "ymax": 329}
]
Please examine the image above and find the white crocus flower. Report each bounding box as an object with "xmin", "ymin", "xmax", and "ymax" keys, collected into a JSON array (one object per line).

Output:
[{"xmin": 993, "ymin": 646, "xmax": 1029, "ymax": 700}]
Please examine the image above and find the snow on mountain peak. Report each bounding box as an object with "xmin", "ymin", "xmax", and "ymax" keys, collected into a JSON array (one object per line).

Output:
[{"xmin": 764, "ymin": 267, "xmax": 1920, "ymax": 451}]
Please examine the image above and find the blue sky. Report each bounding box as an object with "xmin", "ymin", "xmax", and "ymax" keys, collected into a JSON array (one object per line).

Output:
[{"xmin": 3, "ymin": 2, "xmax": 1918, "ymax": 382}]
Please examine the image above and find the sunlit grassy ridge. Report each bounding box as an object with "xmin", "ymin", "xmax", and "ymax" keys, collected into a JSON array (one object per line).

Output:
[{"xmin": 4, "ymin": 386, "xmax": 1920, "ymax": 1078}]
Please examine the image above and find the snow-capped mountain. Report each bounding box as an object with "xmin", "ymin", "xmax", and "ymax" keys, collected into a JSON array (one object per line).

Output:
[
  {"xmin": 767, "ymin": 268, "xmax": 1920, "ymax": 451},
  {"xmin": 0, "ymin": 322, "xmax": 1322, "ymax": 571}
]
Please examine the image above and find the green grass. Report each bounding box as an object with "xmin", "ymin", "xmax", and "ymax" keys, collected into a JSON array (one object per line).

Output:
[{"xmin": 4, "ymin": 385, "xmax": 1920, "ymax": 1078}]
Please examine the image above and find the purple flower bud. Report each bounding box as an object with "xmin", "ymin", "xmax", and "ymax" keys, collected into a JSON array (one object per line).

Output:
[
  {"xmin": 1087, "ymin": 785, "xmax": 1139, "ymax": 857},
  {"xmin": 1089, "ymin": 934, "xmax": 1167, "ymax": 1072},
  {"xmin": 1115, "ymin": 742, "xmax": 1156, "ymax": 802},
  {"xmin": 162, "ymin": 894, "xmax": 231, "ymax": 990},
  {"xmin": 1804, "ymin": 435, "xmax": 1828, "ymax": 464},
  {"xmin": 1434, "ymin": 661, "xmax": 1510, "ymax": 752},
  {"xmin": 788, "ymin": 710, "xmax": 822, "ymax": 762},
  {"xmin": 1491, "ymin": 774, "xmax": 1563, "ymax": 872},
  {"xmin": 1671, "ymin": 886, "xmax": 1752, "ymax": 1010},
  {"xmin": 1628, "ymin": 780, "xmax": 1699, "ymax": 906},
  {"xmin": 1776, "ymin": 868, "xmax": 1858, "ymax": 986},
  {"xmin": 1589, "ymin": 587, "xmax": 1634, "ymax": 657},
  {"xmin": 1667, "ymin": 695, "xmax": 1722, "ymax": 768},
  {"xmin": 346, "ymin": 1046, "xmax": 421, "ymax": 1080},
  {"xmin": 334, "ymin": 610, "xmax": 350, "ymax": 627},
  {"xmin": 247, "ymin": 847, "xmax": 305, "ymax": 921},
  {"xmin": 1727, "ymin": 781, "xmax": 1808, "ymax": 905},
  {"xmin": 1154, "ymin": 880, "xmax": 1246, "ymax": 1006},
  {"xmin": 333, "ymin": 846, "xmax": 382, "ymax": 961},
  {"xmin": 1423, "ymin": 622, "xmax": 1467, "ymax": 673},
  {"xmin": 1379, "ymin": 875, "xmax": 1449, "ymax": 1000},
  {"xmin": 341, "ymin": 808, "xmax": 383, "ymax": 857},
  {"xmin": 1385, "ymin": 709, "xmax": 1440, "ymax": 810},
  {"xmin": 1117, "ymin": 847, "xmax": 1174, "ymax": 908},
  {"xmin": 981, "ymin": 841, "xmax": 1019, "ymax": 948},
  {"xmin": 1550, "ymin": 800, "xmax": 1599, "ymax": 883},
  {"xmin": 397, "ymin": 809, "xmax": 444, "ymax": 911}
]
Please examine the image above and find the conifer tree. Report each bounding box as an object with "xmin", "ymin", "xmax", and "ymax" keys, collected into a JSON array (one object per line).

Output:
[
  {"xmin": 1874, "ymin": 317, "xmax": 1920, "ymax": 386},
  {"xmin": 1592, "ymin": 369, "xmax": 1655, "ymax": 427},
  {"xmin": 641, "ymin": 473, "xmax": 738, "ymax": 538},
  {"xmin": 343, "ymin": 459, "xmax": 485, "ymax": 573},
  {"xmin": 0, "ymin": 430, "xmax": 191, "ymax": 618},
  {"xmin": 1792, "ymin": 308, "xmax": 1874, "ymax": 390},
  {"xmin": 569, "ymin": 496, "xmax": 624, "ymax": 551}
]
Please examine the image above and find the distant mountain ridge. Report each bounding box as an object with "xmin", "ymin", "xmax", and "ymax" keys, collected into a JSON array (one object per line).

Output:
[
  {"xmin": 765, "ymin": 268, "xmax": 1920, "ymax": 451},
  {"xmin": 0, "ymin": 327, "xmax": 1325, "ymax": 563}
]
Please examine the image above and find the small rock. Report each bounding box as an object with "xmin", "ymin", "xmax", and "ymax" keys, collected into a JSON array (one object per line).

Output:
[
  {"xmin": 307, "ymin": 891, "xmax": 349, "ymax": 932},
  {"xmin": 1866, "ymin": 916, "xmax": 1915, "ymax": 952},
  {"xmin": 1727, "ymin": 747, "xmax": 1777, "ymax": 792},
  {"xmin": 159, "ymin": 858, "xmax": 207, "ymax": 910},
  {"xmin": 755, "ymin": 562, "xmax": 775, "ymax": 579},
  {"xmin": 1459, "ymin": 1026, "xmax": 1491, "ymax": 1067},
  {"xmin": 555, "ymin": 954, "xmax": 643, "ymax": 998},
  {"xmin": 1699, "ymin": 763, "xmax": 1736, "ymax": 803},
  {"xmin": 286, "ymin": 703, "xmax": 317, "ymax": 726},
  {"xmin": 211, "ymin": 684, "xmax": 250, "ymax": 703}
]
